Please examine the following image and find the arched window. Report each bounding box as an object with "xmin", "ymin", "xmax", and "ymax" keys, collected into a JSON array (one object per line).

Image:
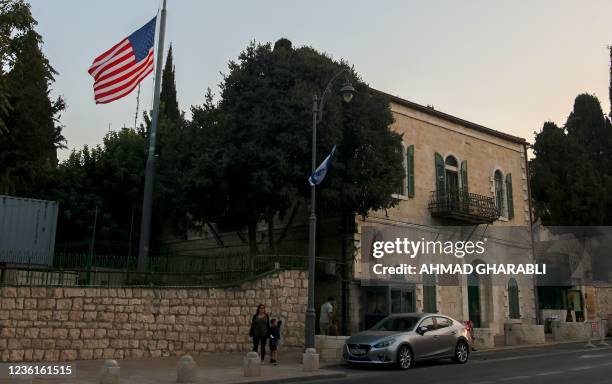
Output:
[
  {"xmin": 508, "ymin": 278, "xmax": 520, "ymax": 319},
  {"xmin": 445, "ymin": 155, "xmax": 459, "ymax": 194},
  {"xmin": 494, "ymin": 170, "xmax": 504, "ymax": 215}
]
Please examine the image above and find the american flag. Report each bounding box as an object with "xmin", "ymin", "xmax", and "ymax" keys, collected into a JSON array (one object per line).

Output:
[{"xmin": 88, "ymin": 17, "xmax": 157, "ymax": 104}]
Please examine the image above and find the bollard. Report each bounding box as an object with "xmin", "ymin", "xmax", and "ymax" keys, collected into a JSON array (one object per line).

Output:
[
  {"xmin": 585, "ymin": 322, "xmax": 596, "ymax": 348},
  {"xmin": 302, "ymin": 348, "xmax": 320, "ymax": 372},
  {"xmin": 551, "ymin": 319, "xmax": 562, "ymax": 342},
  {"xmin": 177, "ymin": 354, "xmax": 197, "ymax": 383},
  {"xmin": 243, "ymin": 351, "xmax": 261, "ymax": 377},
  {"xmin": 600, "ymin": 319, "xmax": 610, "ymax": 347},
  {"xmin": 99, "ymin": 359, "xmax": 120, "ymax": 384}
]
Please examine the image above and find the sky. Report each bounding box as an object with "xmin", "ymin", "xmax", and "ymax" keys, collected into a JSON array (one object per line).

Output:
[{"xmin": 29, "ymin": 0, "xmax": 612, "ymax": 160}]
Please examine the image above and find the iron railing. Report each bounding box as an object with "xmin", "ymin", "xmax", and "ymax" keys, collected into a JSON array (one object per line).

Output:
[
  {"xmin": 428, "ymin": 190, "xmax": 500, "ymax": 223},
  {"xmin": 0, "ymin": 252, "xmax": 314, "ymax": 287}
]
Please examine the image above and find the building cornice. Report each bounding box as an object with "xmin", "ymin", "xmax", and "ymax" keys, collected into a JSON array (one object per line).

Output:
[{"xmin": 371, "ymin": 88, "xmax": 528, "ymax": 145}]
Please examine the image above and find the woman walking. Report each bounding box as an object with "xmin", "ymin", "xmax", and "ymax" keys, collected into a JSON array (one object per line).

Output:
[{"xmin": 249, "ymin": 303, "xmax": 270, "ymax": 362}]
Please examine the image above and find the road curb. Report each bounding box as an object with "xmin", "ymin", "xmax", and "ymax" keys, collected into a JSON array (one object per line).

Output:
[
  {"xmin": 473, "ymin": 338, "xmax": 612, "ymax": 354},
  {"xmin": 225, "ymin": 371, "xmax": 347, "ymax": 384}
]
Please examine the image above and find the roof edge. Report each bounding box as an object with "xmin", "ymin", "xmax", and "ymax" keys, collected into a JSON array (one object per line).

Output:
[{"xmin": 370, "ymin": 88, "xmax": 527, "ymax": 145}]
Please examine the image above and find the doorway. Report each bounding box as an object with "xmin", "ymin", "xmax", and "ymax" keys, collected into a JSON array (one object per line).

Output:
[{"xmin": 468, "ymin": 272, "xmax": 481, "ymax": 328}]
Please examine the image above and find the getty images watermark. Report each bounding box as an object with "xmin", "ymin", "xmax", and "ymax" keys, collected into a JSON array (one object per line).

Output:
[{"xmin": 369, "ymin": 237, "xmax": 546, "ymax": 276}]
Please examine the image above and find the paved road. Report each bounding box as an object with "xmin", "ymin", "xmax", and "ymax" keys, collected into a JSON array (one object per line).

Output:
[{"xmin": 319, "ymin": 342, "xmax": 612, "ymax": 384}]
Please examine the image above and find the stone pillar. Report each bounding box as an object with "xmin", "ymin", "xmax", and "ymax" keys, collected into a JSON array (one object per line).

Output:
[
  {"xmin": 551, "ymin": 319, "xmax": 562, "ymax": 341},
  {"xmin": 302, "ymin": 348, "xmax": 319, "ymax": 372},
  {"xmin": 243, "ymin": 352, "xmax": 261, "ymax": 377},
  {"xmin": 99, "ymin": 360, "xmax": 120, "ymax": 384},
  {"xmin": 584, "ymin": 322, "xmax": 596, "ymax": 348},
  {"xmin": 177, "ymin": 354, "xmax": 197, "ymax": 383},
  {"xmin": 599, "ymin": 319, "xmax": 609, "ymax": 346}
]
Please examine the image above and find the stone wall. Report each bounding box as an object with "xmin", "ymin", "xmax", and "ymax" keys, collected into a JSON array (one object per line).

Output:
[{"xmin": 0, "ymin": 270, "xmax": 307, "ymax": 362}]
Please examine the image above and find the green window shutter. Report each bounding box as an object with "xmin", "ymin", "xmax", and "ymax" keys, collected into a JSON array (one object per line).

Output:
[
  {"xmin": 460, "ymin": 160, "xmax": 468, "ymax": 193},
  {"xmin": 434, "ymin": 152, "xmax": 445, "ymax": 194},
  {"xmin": 506, "ymin": 173, "xmax": 514, "ymax": 219},
  {"xmin": 407, "ymin": 145, "xmax": 415, "ymax": 197}
]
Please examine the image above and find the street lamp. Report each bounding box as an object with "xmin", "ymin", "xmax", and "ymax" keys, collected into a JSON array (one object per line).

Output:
[{"xmin": 305, "ymin": 69, "xmax": 356, "ymax": 349}]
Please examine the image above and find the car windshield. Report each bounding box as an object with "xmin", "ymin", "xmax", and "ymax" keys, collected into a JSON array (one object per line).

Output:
[{"xmin": 369, "ymin": 316, "xmax": 420, "ymax": 331}]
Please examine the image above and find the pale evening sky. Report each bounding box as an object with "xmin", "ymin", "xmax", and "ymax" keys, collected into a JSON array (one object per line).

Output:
[{"xmin": 29, "ymin": 0, "xmax": 612, "ymax": 159}]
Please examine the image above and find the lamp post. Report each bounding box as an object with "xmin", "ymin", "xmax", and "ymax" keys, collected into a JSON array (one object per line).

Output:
[{"xmin": 305, "ymin": 69, "xmax": 356, "ymax": 349}]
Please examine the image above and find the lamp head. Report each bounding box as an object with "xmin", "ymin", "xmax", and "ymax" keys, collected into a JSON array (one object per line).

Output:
[{"xmin": 340, "ymin": 82, "xmax": 356, "ymax": 103}]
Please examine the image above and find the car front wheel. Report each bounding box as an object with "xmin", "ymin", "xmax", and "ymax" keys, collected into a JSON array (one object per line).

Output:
[
  {"xmin": 396, "ymin": 345, "xmax": 413, "ymax": 370},
  {"xmin": 453, "ymin": 340, "xmax": 469, "ymax": 364}
]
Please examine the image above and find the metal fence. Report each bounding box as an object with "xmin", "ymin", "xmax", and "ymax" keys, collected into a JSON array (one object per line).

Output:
[{"xmin": 0, "ymin": 252, "xmax": 313, "ymax": 287}]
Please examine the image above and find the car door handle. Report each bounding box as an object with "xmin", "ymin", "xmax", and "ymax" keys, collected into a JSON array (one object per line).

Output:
[
  {"xmin": 450, "ymin": 331, "xmax": 457, "ymax": 335},
  {"xmin": 433, "ymin": 335, "xmax": 440, "ymax": 340}
]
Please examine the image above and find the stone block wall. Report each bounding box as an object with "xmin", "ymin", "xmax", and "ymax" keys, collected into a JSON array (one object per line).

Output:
[{"xmin": 0, "ymin": 270, "xmax": 307, "ymax": 362}]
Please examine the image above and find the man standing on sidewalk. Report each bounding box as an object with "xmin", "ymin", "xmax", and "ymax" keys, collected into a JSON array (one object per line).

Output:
[{"xmin": 319, "ymin": 297, "xmax": 335, "ymax": 335}]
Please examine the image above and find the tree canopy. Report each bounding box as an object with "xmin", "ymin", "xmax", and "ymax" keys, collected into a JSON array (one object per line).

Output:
[
  {"xmin": 0, "ymin": 0, "xmax": 65, "ymax": 195},
  {"xmin": 184, "ymin": 39, "xmax": 403, "ymax": 252},
  {"xmin": 530, "ymin": 94, "xmax": 612, "ymax": 225}
]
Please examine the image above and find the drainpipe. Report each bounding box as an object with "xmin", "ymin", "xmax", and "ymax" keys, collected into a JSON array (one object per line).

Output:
[{"xmin": 523, "ymin": 142, "xmax": 540, "ymax": 325}]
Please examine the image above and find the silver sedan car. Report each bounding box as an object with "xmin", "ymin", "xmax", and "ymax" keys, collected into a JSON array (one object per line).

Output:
[{"xmin": 343, "ymin": 313, "xmax": 472, "ymax": 369}]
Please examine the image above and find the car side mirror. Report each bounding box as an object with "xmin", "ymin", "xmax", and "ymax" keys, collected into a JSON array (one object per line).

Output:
[{"xmin": 417, "ymin": 325, "xmax": 428, "ymax": 335}]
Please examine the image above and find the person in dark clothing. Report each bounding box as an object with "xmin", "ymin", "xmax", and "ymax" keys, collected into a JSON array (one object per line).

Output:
[
  {"xmin": 249, "ymin": 304, "xmax": 270, "ymax": 362},
  {"xmin": 269, "ymin": 318, "xmax": 283, "ymax": 365}
]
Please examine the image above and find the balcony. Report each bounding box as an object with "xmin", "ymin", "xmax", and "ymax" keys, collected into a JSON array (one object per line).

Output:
[{"xmin": 428, "ymin": 190, "xmax": 500, "ymax": 224}]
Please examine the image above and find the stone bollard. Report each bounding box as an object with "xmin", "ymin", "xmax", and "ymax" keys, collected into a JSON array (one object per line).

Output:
[
  {"xmin": 99, "ymin": 360, "xmax": 120, "ymax": 384},
  {"xmin": 302, "ymin": 348, "xmax": 320, "ymax": 372},
  {"xmin": 600, "ymin": 319, "xmax": 610, "ymax": 346},
  {"xmin": 177, "ymin": 354, "xmax": 197, "ymax": 383},
  {"xmin": 585, "ymin": 322, "xmax": 596, "ymax": 348},
  {"xmin": 243, "ymin": 351, "xmax": 261, "ymax": 377},
  {"xmin": 551, "ymin": 319, "xmax": 562, "ymax": 341}
]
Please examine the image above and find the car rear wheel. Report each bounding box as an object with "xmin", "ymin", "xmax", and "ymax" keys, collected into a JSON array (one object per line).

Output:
[
  {"xmin": 453, "ymin": 340, "xmax": 469, "ymax": 364},
  {"xmin": 396, "ymin": 345, "xmax": 413, "ymax": 370}
]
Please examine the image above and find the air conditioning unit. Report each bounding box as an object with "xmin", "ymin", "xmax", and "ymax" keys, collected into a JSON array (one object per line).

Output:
[{"xmin": 324, "ymin": 261, "xmax": 336, "ymax": 276}]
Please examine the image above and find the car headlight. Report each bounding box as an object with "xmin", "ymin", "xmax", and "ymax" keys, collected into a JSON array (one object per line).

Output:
[{"xmin": 373, "ymin": 338, "xmax": 396, "ymax": 348}]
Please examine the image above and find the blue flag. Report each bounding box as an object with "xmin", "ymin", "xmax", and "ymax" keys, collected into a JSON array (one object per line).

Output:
[{"xmin": 309, "ymin": 145, "xmax": 337, "ymax": 186}]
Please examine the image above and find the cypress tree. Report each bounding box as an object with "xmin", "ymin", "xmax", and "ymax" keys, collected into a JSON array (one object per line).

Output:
[{"xmin": 159, "ymin": 44, "xmax": 179, "ymax": 121}]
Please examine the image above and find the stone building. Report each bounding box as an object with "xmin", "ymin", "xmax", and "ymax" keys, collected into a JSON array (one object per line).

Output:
[
  {"xmin": 343, "ymin": 90, "xmax": 537, "ymax": 347},
  {"xmin": 164, "ymin": 89, "xmax": 538, "ymax": 348}
]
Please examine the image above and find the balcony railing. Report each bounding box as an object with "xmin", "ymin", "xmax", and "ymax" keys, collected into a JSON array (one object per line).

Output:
[{"xmin": 428, "ymin": 190, "xmax": 500, "ymax": 224}]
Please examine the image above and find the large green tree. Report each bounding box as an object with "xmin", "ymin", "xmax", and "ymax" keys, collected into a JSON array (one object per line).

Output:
[
  {"xmin": 531, "ymin": 94, "xmax": 612, "ymax": 225},
  {"xmin": 189, "ymin": 39, "xmax": 403, "ymax": 254},
  {"xmin": 46, "ymin": 128, "xmax": 146, "ymax": 252},
  {"xmin": 0, "ymin": 0, "xmax": 65, "ymax": 196}
]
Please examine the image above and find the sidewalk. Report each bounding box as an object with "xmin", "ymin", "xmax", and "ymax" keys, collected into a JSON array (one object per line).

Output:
[{"xmin": 6, "ymin": 349, "xmax": 345, "ymax": 384}]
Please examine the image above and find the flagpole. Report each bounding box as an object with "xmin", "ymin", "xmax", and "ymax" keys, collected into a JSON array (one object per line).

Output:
[{"xmin": 137, "ymin": 0, "xmax": 167, "ymax": 272}]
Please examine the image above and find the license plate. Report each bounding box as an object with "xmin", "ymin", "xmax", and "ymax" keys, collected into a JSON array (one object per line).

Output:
[{"xmin": 350, "ymin": 348, "xmax": 366, "ymax": 356}]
